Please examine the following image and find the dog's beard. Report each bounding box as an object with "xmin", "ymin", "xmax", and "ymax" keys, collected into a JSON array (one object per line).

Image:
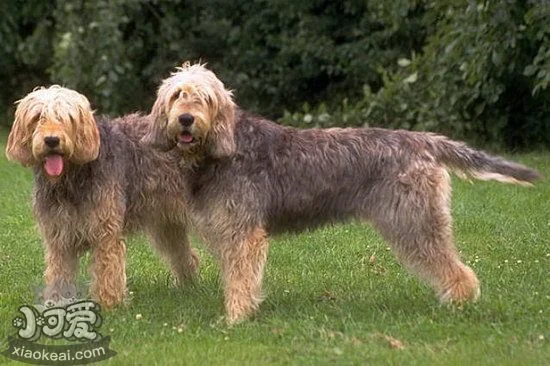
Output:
[{"xmin": 166, "ymin": 121, "xmax": 202, "ymax": 150}]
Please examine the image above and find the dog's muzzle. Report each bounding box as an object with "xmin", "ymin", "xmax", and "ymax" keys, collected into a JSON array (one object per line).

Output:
[
  {"xmin": 44, "ymin": 136, "xmax": 60, "ymax": 149},
  {"xmin": 39, "ymin": 135, "xmax": 65, "ymax": 177},
  {"xmin": 176, "ymin": 113, "xmax": 198, "ymax": 146}
]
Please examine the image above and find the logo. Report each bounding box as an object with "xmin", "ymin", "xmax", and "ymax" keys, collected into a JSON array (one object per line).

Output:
[{"xmin": 2, "ymin": 283, "xmax": 116, "ymax": 365}]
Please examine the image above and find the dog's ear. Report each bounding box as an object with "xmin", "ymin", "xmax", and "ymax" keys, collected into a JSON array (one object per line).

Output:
[
  {"xmin": 207, "ymin": 91, "xmax": 237, "ymax": 159},
  {"xmin": 70, "ymin": 106, "xmax": 100, "ymax": 164},
  {"xmin": 5, "ymin": 112, "xmax": 35, "ymax": 166},
  {"xmin": 141, "ymin": 89, "xmax": 173, "ymax": 151}
]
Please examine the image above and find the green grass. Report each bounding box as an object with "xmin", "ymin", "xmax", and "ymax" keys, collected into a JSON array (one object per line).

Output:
[{"xmin": 0, "ymin": 127, "xmax": 549, "ymax": 365}]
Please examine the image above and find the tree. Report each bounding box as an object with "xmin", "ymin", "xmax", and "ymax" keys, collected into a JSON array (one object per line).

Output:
[
  {"xmin": 283, "ymin": 1, "xmax": 550, "ymax": 149},
  {"xmin": 1, "ymin": 0, "xmax": 549, "ymax": 149}
]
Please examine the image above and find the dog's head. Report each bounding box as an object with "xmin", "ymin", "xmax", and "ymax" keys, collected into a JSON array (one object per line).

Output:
[
  {"xmin": 6, "ymin": 86, "xmax": 99, "ymax": 179},
  {"xmin": 142, "ymin": 62, "xmax": 236, "ymax": 160}
]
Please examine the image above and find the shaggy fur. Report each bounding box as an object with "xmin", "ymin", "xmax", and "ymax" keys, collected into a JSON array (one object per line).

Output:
[
  {"xmin": 6, "ymin": 86, "xmax": 198, "ymax": 308},
  {"xmin": 143, "ymin": 63, "xmax": 541, "ymax": 324}
]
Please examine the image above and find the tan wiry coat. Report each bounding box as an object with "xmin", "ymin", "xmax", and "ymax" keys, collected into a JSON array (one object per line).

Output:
[{"xmin": 6, "ymin": 86, "xmax": 198, "ymax": 307}]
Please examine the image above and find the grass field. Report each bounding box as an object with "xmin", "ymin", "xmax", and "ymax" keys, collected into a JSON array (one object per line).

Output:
[{"xmin": 0, "ymin": 128, "xmax": 548, "ymax": 365}]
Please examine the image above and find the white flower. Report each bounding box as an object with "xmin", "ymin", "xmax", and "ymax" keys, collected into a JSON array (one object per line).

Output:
[
  {"xmin": 398, "ymin": 58, "xmax": 411, "ymax": 67},
  {"xmin": 403, "ymin": 72, "xmax": 418, "ymax": 84}
]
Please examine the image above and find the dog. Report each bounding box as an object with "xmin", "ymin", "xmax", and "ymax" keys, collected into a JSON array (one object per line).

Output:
[
  {"xmin": 142, "ymin": 63, "xmax": 541, "ymax": 324},
  {"xmin": 6, "ymin": 86, "xmax": 198, "ymax": 308}
]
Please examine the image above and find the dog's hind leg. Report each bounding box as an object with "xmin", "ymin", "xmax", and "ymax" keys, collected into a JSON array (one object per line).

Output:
[
  {"xmin": 147, "ymin": 221, "xmax": 199, "ymax": 286},
  {"xmin": 216, "ymin": 227, "xmax": 269, "ymax": 324},
  {"xmin": 371, "ymin": 167, "xmax": 480, "ymax": 304}
]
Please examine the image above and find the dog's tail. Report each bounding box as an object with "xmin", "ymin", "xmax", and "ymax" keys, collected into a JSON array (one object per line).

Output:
[{"xmin": 425, "ymin": 134, "xmax": 541, "ymax": 186}]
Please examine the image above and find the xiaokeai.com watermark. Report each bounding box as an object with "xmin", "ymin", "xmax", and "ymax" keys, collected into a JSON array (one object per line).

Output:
[{"xmin": 2, "ymin": 283, "xmax": 116, "ymax": 365}]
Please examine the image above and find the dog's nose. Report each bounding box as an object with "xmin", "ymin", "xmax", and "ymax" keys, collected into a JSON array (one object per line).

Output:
[
  {"xmin": 178, "ymin": 113, "xmax": 195, "ymax": 127},
  {"xmin": 44, "ymin": 136, "xmax": 60, "ymax": 148}
]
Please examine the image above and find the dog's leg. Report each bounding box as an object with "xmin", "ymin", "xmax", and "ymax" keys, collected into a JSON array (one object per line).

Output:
[
  {"xmin": 147, "ymin": 221, "xmax": 199, "ymax": 286},
  {"xmin": 372, "ymin": 168, "xmax": 480, "ymax": 303},
  {"xmin": 44, "ymin": 235, "xmax": 79, "ymax": 302},
  {"xmin": 90, "ymin": 235, "xmax": 127, "ymax": 308},
  {"xmin": 218, "ymin": 227, "xmax": 269, "ymax": 324}
]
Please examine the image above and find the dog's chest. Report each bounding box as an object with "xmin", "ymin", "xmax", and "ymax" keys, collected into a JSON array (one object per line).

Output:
[{"xmin": 184, "ymin": 162, "xmax": 220, "ymax": 198}]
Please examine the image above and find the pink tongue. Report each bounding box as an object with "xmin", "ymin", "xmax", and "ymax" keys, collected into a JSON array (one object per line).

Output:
[
  {"xmin": 180, "ymin": 133, "xmax": 194, "ymax": 143},
  {"xmin": 44, "ymin": 155, "xmax": 64, "ymax": 177}
]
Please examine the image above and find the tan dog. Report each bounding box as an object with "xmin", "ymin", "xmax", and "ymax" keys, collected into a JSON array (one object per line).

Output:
[{"xmin": 6, "ymin": 86, "xmax": 198, "ymax": 307}]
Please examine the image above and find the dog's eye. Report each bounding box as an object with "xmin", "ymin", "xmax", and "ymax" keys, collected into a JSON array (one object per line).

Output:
[
  {"xmin": 29, "ymin": 114, "xmax": 43, "ymax": 127},
  {"xmin": 170, "ymin": 91, "xmax": 191, "ymax": 105},
  {"xmin": 169, "ymin": 92, "xmax": 180, "ymax": 103}
]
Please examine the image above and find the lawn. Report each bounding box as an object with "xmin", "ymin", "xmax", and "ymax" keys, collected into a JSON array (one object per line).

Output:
[{"xmin": 0, "ymin": 127, "xmax": 548, "ymax": 365}]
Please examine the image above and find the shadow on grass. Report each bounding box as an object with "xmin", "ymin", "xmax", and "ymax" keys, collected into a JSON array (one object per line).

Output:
[{"xmin": 111, "ymin": 262, "xmax": 518, "ymax": 329}]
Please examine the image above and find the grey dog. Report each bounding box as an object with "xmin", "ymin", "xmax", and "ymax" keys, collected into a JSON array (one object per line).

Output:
[{"xmin": 143, "ymin": 63, "xmax": 540, "ymax": 323}]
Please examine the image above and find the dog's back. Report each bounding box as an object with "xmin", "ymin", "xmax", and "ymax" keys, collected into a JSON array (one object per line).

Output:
[
  {"xmin": 96, "ymin": 114, "xmax": 188, "ymax": 231},
  {"xmin": 203, "ymin": 111, "xmax": 540, "ymax": 234}
]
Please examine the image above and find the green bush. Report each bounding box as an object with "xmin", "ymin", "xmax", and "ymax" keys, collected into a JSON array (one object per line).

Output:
[
  {"xmin": 281, "ymin": 1, "xmax": 550, "ymax": 149},
  {"xmin": 0, "ymin": 1, "xmax": 425, "ymax": 121},
  {"xmin": 0, "ymin": 1, "xmax": 54, "ymax": 123},
  {"xmin": 1, "ymin": 1, "xmax": 548, "ymax": 149}
]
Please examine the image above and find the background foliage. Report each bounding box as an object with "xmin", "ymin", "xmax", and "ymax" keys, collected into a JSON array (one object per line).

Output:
[{"xmin": 1, "ymin": 0, "xmax": 549, "ymax": 148}]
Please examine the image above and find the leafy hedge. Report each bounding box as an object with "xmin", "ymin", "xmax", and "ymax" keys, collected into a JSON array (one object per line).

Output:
[
  {"xmin": 1, "ymin": 1, "xmax": 549, "ymax": 148},
  {"xmin": 281, "ymin": 1, "xmax": 550, "ymax": 149}
]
